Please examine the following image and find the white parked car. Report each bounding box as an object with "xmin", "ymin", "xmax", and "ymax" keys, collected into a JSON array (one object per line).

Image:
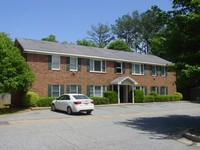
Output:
[{"xmin": 51, "ymin": 94, "xmax": 94, "ymax": 115}]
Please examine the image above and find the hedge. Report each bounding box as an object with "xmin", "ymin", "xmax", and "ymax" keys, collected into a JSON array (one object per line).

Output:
[
  {"xmin": 37, "ymin": 97, "xmax": 55, "ymax": 107},
  {"xmin": 22, "ymin": 91, "xmax": 39, "ymax": 107},
  {"xmin": 134, "ymin": 90, "xmax": 144, "ymax": 103},
  {"xmin": 144, "ymin": 95, "xmax": 155, "ymax": 102},
  {"xmin": 90, "ymin": 97, "xmax": 109, "ymax": 105},
  {"xmin": 103, "ymin": 91, "xmax": 118, "ymax": 104}
]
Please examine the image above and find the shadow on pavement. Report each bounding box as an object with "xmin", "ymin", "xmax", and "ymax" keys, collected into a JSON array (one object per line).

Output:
[{"xmin": 116, "ymin": 115, "xmax": 200, "ymax": 140}]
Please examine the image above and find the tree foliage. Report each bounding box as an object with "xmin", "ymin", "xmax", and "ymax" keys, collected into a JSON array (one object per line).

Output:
[
  {"xmin": 87, "ymin": 23, "xmax": 114, "ymax": 48},
  {"xmin": 42, "ymin": 34, "xmax": 57, "ymax": 42},
  {"xmin": 150, "ymin": 0, "xmax": 200, "ymax": 97},
  {"xmin": 112, "ymin": 11, "xmax": 141, "ymax": 52},
  {"xmin": 0, "ymin": 32, "xmax": 34, "ymax": 93},
  {"xmin": 76, "ymin": 39, "xmax": 97, "ymax": 47},
  {"xmin": 112, "ymin": 9, "xmax": 166, "ymax": 54},
  {"xmin": 107, "ymin": 40, "xmax": 131, "ymax": 52}
]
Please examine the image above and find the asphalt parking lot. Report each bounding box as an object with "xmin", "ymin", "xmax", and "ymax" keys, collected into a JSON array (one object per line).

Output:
[{"xmin": 0, "ymin": 101, "xmax": 200, "ymax": 150}]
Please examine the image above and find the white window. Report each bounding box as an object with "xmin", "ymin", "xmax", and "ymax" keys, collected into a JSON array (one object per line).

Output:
[
  {"xmin": 132, "ymin": 64, "xmax": 144, "ymax": 75},
  {"xmin": 116, "ymin": 62, "xmax": 122, "ymax": 74},
  {"xmin": 160, "ymin": 86, "xmax": 168, "ymax": 95},
  {"xmin": 69, "ymin": 85, "xmax": 78, "ymax": 93},
  {"xmin": 89, "ymin": 85, "xmax": 107, "ymax": 97},
  {"xmin": 70, "ymin": 57, "xmax": 77, "ymax": 71},
  {"xmin": 90, "ymin": 59, "xmax": 106, "ymax": 72},
  {"xmin": 135, "ymin": 86, "xmax": 147, "ymax": 95},
  {"xmin": 151, "ymin": 66, "xmax": 157, "ymax": 76},
  {"xmin": 150, "ymin": 86, "xmax": 159, "ymax": 94},
  {"xmin": 52, "ymin": 85, "xmax": 60, "ymax": 97},
  {"xmin": 160, "ymin": 67, "xmax": 166, "ymax": 77},
  {"xmin": 52, "ymin": 55, "xmax": 60, "ymax": 70}
]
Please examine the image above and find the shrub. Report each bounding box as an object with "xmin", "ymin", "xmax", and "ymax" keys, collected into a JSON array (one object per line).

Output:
[
  {"xmin": 149, "ymin": 92, "xmax": 158, "ymax": 97},
  {"xmin": 144, "ymin": 95, "xmax": 155, "ymax": 102},
  {"xmin": 134, "ymin": 90, "xmax": 144, "ymax": 103},
  {"xmin": 90, "ymin": 97, "xmax": 109, "ymax": 105},
  {"xmin": 156, "ymin": 95, "xmax": 171, "ymax": 102},
  {"xmin": 37, "ymin": 97, "xmax": 55, "ymax": 107},
  {"xmin": 103, "ymin": 91, "xmax": 118, "ymax": 104},
  {"xmin": 170, "ymin": 95, "xmax": 181, "ymax": 101},
  {"xmin": 22, "ymin": 91, "xmax": 39, "ymax": 107},
  {"xmin": 174, "ymin": 92, "xmax": 183, "ymax": 100}
]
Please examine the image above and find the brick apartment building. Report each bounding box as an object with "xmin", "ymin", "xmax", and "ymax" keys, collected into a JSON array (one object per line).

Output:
[{"xmin": 15, "ymin": 38, "xmax": 176, "ymax": 103}]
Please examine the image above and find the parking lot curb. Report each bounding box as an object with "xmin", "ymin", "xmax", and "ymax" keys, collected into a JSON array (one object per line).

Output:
[{"xmin": 183, "ymin": 130, "xmax": 200, "ymax": 143}]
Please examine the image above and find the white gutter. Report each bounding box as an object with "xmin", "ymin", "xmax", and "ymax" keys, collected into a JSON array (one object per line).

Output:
[{"xmin": 24, "ymin": 48, "xmax": 171, "ymax": 66}]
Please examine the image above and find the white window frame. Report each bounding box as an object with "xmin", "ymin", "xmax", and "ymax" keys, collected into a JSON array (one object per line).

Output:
[
  {"xmin": 70, "ymin": 57, "xmax": 78, "ymax": 71},
  {"xmin": 151, "ymin": 66, "xmax": 157, "ymax": 76},
  {"xmin": 90, "ymin": 85, "xmax": 107, "ymax": 97},
  {"xmin": 116, "ymin": 62, "xmax": 122, "ymax": 74},
  {"xmin": 150, "ymin": 86, "xmax": 159, "ymax": 94},
  {"xmin": 160, "ymin": 67, "xmax": 166, "ymax": 77},
  {"xmin": 132, "ymin": 63, "xmax": 144, "ymax": 75},
  {"xmin": 69, "ymin": 85, "xmax": 78, "ymax": 94},
  {"xmin": 90, "ymin": 59, "xmax": 106, "ymax": 73},
  {"xmin": 52, "ymin": 55, "xmax": 60, "ymax": 70},
  {"xmin": 135, "ymin": 86, "xmax": 146, "ymax": 95},
  {"xmin": 160, "ymin": 86, "xmax": 167, "ymax": 95},
  {"xmin": 51, "ymin": 85, "xmax": 60, "ymax": 97}
]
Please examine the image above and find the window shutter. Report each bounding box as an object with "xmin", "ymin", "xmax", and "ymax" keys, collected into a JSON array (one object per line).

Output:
[
  {"xmin": 129, "ymin": 63, "xmax": 131, "ymax": 74},
  {"xmin": 166, "ymin": 67, "xmax": 168, "ymax": 77},
  {"xmin": 144, "ymin": 65, "xmax": 146, "ymax": 75},
  {"xmin": 102, "ymin": 61, "xmax": 106, "ymax": 72},
  {"xmin": 60, "ymin": 85, "xmax": 64, "ymax": 95},
  {"xmin": 78, "ymin": 58, "xmax": 81, "ymax": 71},
  {"xmin": 87, "ymin": 85, "xmax": 91, "ymax": 97},
  {"xmin": 156, "ymin": 86, "xmax": 159, "ymax": 94},
  {"xmin": 48, "ymin": 55, "xmax": 52, "ymax": 70},
  {"xmin": 114, "ymin": 62, "xmax": 117, "ymax": 73},
  {"xmin": 87, "ymin": 59, "xmax": 90, "ymax": 72},
  {"xmin": 160, "ymin": 67, "xmax": 162, "ymax": 76},
  {"xmin": 122, "ymin": 62, "xmax": 125, "ymax": 74},
  {"xmin": 66, "ymin": 57, "xmax": 70, "ymax": 71},
  {"xmin": 144, "ymin": 86, "xmax": 147, "ymax": 95},
  {"xmin": 48, "ymin": 84, "xmax": 52, "ymax": 97},
  {"xmin": 150, "ymin": 66, "xmax": 152, "ymax": 76},
  {"xmin": 78, "ymin": 85, "xmax": 81, "ymax": 94},
  {"xmin": 166, "ymin": 87, "xmax": 168, "ymax": 95},
  {"xmin": 66, "ymin": 85, "xmax": 70, "ymax": 93}
]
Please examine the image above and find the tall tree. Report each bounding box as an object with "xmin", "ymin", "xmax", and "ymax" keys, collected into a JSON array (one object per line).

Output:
[
  {"xmin": 0, "ymin": 32, "xmax": 34, "ymax": 94},
  {"xmin": 76, "ymin": 39, "xmax": 97, "ymax": 47},
  {"xmin": 150, "ymin": 0, "xmax": 200, "ymax": 98},
  {"xmin": 140, "ymin": 6, "xmax": 168, "ymax": 54},
  {"xmin": 112, "ymin": 11, "xmax": 141, "ymax": 52},
  {"xmin": 87, "ymin": 23, "xmax": 114, "ymax": 48},
  {"xmin": 42, "ymin": 34, "xmax": 57, "ymax": 42},
  {"xmin": 107, "ymin": 40, "xmax": 131, "ymax": 52}
]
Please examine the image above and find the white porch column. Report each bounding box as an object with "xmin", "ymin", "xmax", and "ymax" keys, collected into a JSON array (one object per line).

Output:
[
  {"xmin": 132, "ymin": 85, "xmax": 135, "ymax": 103},
  {"xmin": 118, "ymin": 84, "xmax": 120, "ymax": 104}
]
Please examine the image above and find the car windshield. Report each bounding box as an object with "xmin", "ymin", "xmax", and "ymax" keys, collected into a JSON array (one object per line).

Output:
[{"xmin": 73, "ymin": 95, "xmax": 89, "ymax": 100}]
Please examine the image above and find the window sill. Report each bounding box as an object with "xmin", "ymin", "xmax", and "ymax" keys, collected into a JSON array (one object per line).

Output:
[
  {"xmin": 51, "ymin": 68, "xmax": 60, "ymax": 71},
  {"xmin": 90, "ymin": 71, "xmax": 106, "ymax": 74},
  {"xmin": 132, "ymin": 73, "xmax": 144, "ymax": 76}
]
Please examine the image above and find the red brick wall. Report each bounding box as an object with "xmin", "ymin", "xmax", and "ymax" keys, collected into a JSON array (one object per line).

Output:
[{"xmin": 27, "ymin": 53, "xmax": 176, "ymax": 96}]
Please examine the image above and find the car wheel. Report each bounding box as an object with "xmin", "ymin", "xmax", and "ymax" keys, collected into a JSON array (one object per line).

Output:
[
  {"xmin": 67, "ymin": 107, "xmax": 73, "ymax": 115},
  {"xmin": 51, "ymin": 104, "xmax": 56, "ymax": 111},
  {"xmin": 86, "ymin": 111, "xmax": 92, "ymax": 115}
]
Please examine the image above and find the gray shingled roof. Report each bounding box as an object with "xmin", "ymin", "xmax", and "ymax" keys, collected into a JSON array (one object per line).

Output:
[{"xmin": 16, "ymin": 38, "xmax": 172, "ymax": 66}]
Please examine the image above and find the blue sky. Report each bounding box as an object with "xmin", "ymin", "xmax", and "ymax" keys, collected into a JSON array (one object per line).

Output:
[{"xmin": 0, "ymin": 0, "xmax": 173, "ymax": 43}]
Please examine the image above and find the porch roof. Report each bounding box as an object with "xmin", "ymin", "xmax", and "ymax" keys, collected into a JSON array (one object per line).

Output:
[{"xmin": 110, "ymin": 76, "xmax": 138, "ymax": 85}]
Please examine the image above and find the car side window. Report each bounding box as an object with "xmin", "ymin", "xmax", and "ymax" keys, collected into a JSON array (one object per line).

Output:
[
  {"xmin": 58, "ymin": 95, "xmax": 64, "ymax": 100},
  {"xmin": 65, "ymin": 95, "xmax": 70, "ymax": 100}
]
